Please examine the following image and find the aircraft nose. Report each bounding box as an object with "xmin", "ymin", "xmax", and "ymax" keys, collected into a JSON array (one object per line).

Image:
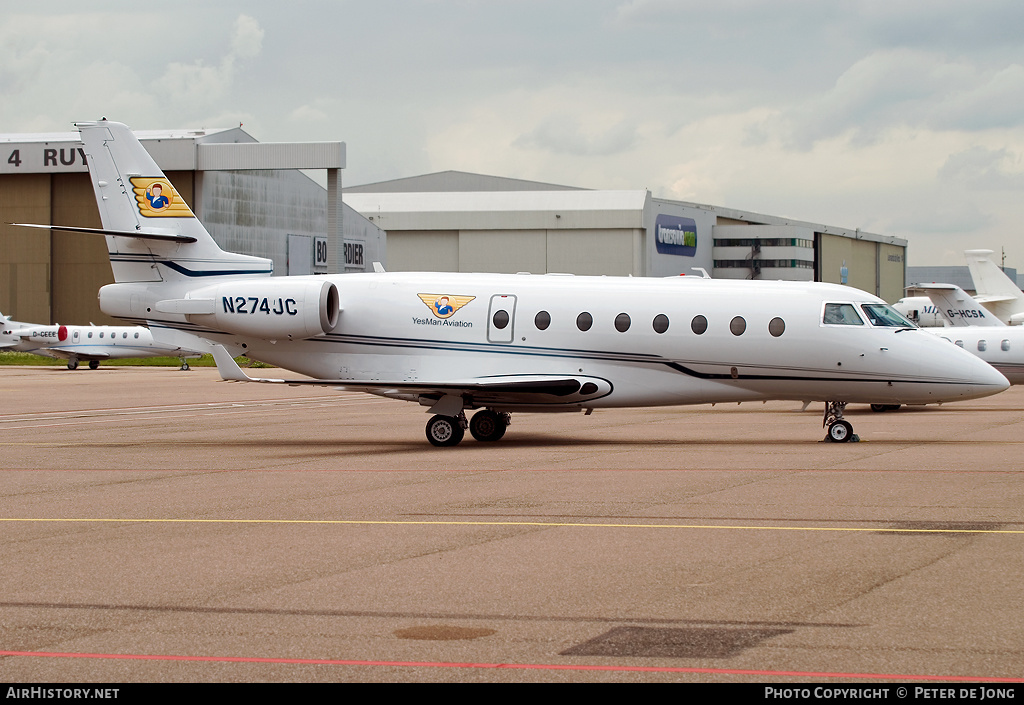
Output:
[{"xmin": 960, "ymin": 352, "xmax": 1010, "ymax": 396}]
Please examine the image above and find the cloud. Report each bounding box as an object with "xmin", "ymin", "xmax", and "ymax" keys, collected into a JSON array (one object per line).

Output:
[
  {"xmin": 770, "ymin": 50, "xmax": 1024, "ymax": 149},
  {"xmin": 231, "ymin": 14, "xmax": 264, "ymax": 59},
  {"xmin": 514, "ymin": 115, "xmax": 639, "ymax": 157},
  {"xmin": 160, "ymin": 14, "xmax": 264, "ymax": 107},
  {"xmin": 939, "ymin": 146, "xmax": 1024, "ymax": 190}
]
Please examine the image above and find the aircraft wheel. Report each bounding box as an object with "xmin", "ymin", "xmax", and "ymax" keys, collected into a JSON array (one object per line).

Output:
[
  {"xmin": 870, "ymin": 404, "xmax": 887, "ymax": 413},
  {"xmin": 827, "ymin": 420, "xmax": 854, "ymax": 443},
  {"xmin": 181, "ymin": 361, "xmax": 190, "ymax": 371},
  {"xmin": 470, "ymin": 410, "xmax": 507, "ymax": 442},
  {"xmin": 67, "ymin": 360, "xmax": 78, "ymax": 370},
  {"xmin": 885, "ymin": 404, "xmax": 901, "ymax": 411},
  {"xmin": 426, "ymin": 415, "xmax": 465, "ymax": 447},
  {"xmin": 88, "ymin": 360, "xmax": 100, "ymax": 370}
]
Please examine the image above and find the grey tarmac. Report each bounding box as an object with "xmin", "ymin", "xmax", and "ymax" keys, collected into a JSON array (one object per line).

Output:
[{"xmin": 0, "ymin": 366, "xmax": 1021, "ymax": 683}]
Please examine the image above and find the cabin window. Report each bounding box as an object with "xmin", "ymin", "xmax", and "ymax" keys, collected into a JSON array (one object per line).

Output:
[
  {"xmin": 122, "ymin": 332, "xmax": 128, "ymax": 339},
  {"xmin": 769, "ymin": 317, "xmax": 786, "ymax": 337},
  {"xmin": 1002, "ymin": 339, "xmax": 1011, "ymax": 352},
  {"xmin": 534, "ymin": 311, "xmax": 551, "ymax": 330},
  {"xmin": 730, "ymin": 316, "xmax": 746, "ymax": 336},
  {"xmin": 691, "ymin": 315, "xmax": 708, "ymax": 335},
  {"xmin": 492, "ymin": 310, "xmax": 510, "ymax": 330},
  {"xmin": 978, "ymin": 340, "xmax": 987, "ymax": 352},
  {"xmin": 823, "ymin": 303, "xmax": 863, "ymax": 325},
  {"xmin": 955, "ymin": 340, "xmax": 964, "ymax": 348},
  {"xmin": 134, "ymin": 332, "xmax": 140, "ymax": 339},
  {"xmin": 653, "ymin": 314, "xmax": 669, "ymax": 334},
  {"xmin": 88, "ymin": 332, "xmax": 93, "ymax": 339},
  {"xmin": 576, "ymin": 312, "xmax": 593, "ymax": 332},
  {"xmin": 614, "ymin": 313, "xmax": 631, "ymax": 333},
  {"xmin": 860, "ymin": 303, "xmax": 914, "ymax": 327},
  {"xmin": 99, "ymin": 332, "xmax": 104, "ymax": 338}
]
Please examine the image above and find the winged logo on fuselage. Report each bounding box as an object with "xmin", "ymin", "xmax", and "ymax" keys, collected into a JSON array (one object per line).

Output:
[{"xmin": 417, "ymin": 294, "xmax": 475, "ymax": 319}]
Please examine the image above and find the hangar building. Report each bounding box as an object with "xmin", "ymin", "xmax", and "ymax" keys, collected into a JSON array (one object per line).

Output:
[
  {"xmin": 0, "ymin": 126, "xmax": 384, "ymax": 326},
  {"xmin": 345, "ymin": 171, "xmax": 907, "ymax": 303}
]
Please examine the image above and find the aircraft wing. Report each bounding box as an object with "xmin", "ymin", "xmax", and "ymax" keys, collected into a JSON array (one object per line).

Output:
[
  {"xmin": 208, "ymin": 344, "xmax": 610, "ymax": 407},
  {"xmin": 38, "ymin": 348, "xmax": 112, "ymax": 362}
]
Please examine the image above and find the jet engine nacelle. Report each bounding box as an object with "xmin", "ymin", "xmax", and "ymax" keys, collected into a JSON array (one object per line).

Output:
[
  {"xmin": 168, "ymin": 280, "xmax": 340, "ymax": 340},
  {"xmin": 1008, "ymin": 313, "xmax": 1024, "ymax": 326}
]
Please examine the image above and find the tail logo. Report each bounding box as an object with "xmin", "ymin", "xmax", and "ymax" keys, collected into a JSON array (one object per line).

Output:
[{"xmin": 130, "ymin": 177, "xmax": 194, "ymax": 218}]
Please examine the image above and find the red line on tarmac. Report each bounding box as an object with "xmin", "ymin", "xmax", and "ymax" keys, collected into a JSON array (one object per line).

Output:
[{"xmin": 1, "ymin": 650, "xmax": 1021, "ymax": 682}]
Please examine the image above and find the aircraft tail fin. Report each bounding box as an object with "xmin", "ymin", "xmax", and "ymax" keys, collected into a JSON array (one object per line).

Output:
[
  {"xmin": 916, "ymin": 283, "xmax": 1005, "ymax": 327},
  {"xmin": 76, "ymin": 120, "xmax": 273, "ymax": 283},
  {"xmin": 964, "ymin": 250, "xmax": 1021, "ymax": 302}
]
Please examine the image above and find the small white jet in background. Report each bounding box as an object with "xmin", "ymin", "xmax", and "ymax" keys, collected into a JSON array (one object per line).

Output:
[
  {"xmin": 895, "ymin": 249, "xmax": 1024, "ymax": 327},
  {"xmin": 0, "ymin": 312, "xmax": 200, "ymax": 370}
]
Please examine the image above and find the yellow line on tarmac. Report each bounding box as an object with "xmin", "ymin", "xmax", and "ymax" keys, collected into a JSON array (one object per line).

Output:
[{"xmin": 0, "ymin": 517, "xmax": 1020, "ymax": 534}]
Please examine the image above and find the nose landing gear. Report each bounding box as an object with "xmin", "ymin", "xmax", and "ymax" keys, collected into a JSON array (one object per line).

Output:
[{"xmin": 824, "ymin": 401, "xmax": 859, "ymax": 443}]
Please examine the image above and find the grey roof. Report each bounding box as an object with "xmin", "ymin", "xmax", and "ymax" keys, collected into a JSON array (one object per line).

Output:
[{"xmin": 346, "ymin": 170, "xmax": 585, "ymax": 193}]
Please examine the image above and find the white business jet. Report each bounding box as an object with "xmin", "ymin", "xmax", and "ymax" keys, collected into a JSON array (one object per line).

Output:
[
  {"xmin": 0, "ymin": 311, "xmax": 200, "ymax": 369},
  {"xmin": 895, "ymin": 249, "xmax": 1024, "ymax": 327},
  {"xmin": 16, "ymin": 120, "xmax": 1008, "ymax": 445}
]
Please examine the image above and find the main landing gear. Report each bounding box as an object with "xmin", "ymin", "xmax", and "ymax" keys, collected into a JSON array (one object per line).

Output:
[
  {"xmin": 823, "ymin": 401, "xmax": 858, "ymax": 443},
  {"xmin": 425, "ymin": 409, "xmax": 511, "ymax": 447}
]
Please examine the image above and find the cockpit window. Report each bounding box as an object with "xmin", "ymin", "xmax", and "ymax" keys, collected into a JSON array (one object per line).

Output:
[
  {"xmin": 860, "ymin": 303, "xmax": 916, "ymax": 328},
  {"xmin": 823, "ymin": 303, "xmax": 864, "ymax": 326}
]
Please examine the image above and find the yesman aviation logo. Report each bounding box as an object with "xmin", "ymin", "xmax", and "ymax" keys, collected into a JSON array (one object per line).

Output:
[
  {"xmin": 418, "ymin": 294, "xmax": 475, "ymax": 319},
  {"xmin": 414, "ymin": 294, "xmax": 476, "ymax": 328},
  {"xmin": 130, "ymin": 177, "xmax": 194, "ymax": 218}
]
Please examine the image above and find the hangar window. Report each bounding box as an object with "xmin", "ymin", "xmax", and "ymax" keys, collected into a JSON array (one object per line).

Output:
[
  {"xmin": 653, "ymin": 314, "xmax": 669, "ymax": 334},
  {"xmin": 614, "ymin": 313, "xmax": 631, "ymax": 332},
  {"xmin": 534, "ymin": 311, "xmax": 551, "ymax": 330},
  {"xmin": 769, "ymin": 317, "xmax": 786, "ymax": 337},
  {"xmin": 576, "ymin": 312, "xmax": 593, "ymax": 332},
  {"xmin": 1002, "ymin": 339, "xmax": 1011, "ymax": 352},
  {"xmin": 492, "ymin": 310, "xmax": 509, "ymax": 330},
  {"xmin": 978, "ymin": 340, "xmax": 987, "ymax": 352},
  {"xmin": 691, "ymin": 315, "xmax": 708, "ymax": 335},
  {"xmin": 730, "ymin": 316, "xmax": 746, "ymax": 336},
  {"xmin": 823, "ymin": 303, "xmax": 863, "ymax": 325}
]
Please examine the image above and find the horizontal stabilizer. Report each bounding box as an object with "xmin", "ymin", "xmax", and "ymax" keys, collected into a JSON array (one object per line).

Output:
[{"xmin": 9, "ymin": 223, "xmax": 197, "ymax": 244}]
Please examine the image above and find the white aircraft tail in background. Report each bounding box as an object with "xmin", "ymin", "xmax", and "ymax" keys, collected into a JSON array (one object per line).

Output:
[
  {"xmin": 964, "ymin": 249, "xmax": 1024, "ymax": 325},
  {"xmin": 44, "ymin": 119, "xmax": 1010, "ymax": 445},
  {"xmin": 915, "ymin": 284, "xmax": 1006, "ymax": 327}
]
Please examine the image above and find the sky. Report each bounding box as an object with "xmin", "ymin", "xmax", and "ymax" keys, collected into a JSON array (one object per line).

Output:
[{"xmin": 3, "ymin": 0, "xmax": 1024, "ymax": 266}]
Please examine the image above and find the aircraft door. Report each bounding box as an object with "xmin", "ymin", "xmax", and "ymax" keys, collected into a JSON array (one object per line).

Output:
[{"xmin": 487, "ymin": 294, "xmax": 517, "ymax": 344}]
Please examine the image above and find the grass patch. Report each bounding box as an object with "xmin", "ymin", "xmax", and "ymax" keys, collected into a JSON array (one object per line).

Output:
[{"xmin": 0, "ymin": 351, "xmax": 275, "ymax": 368}]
